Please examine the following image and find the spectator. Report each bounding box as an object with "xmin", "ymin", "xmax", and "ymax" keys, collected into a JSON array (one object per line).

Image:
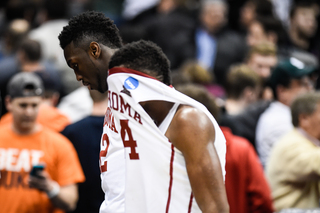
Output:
[
  {"xmin": 239, "ymin": 0, "xmax": 274, "ymax": 33},
  {"xmin": 267, "ymin": 91, "xmax": 320, "ymax": 211},
  {"xmin": 0, "ymin": 71, "xmax": 70, "ymax": 132},
  {"xmin": 220, "ymin": 51, "xmax": 319, "ymax": 149},
  {"xmin": 224, "ymin": 64, "xmax": 262, "ymax": 115},
  {"xmin": 256, "ymin": 57, "xmax": 316, "ymax": 168},
  {"xmin": 0, "ymin": 72, "xmax": 85, "ymax": 212},
  {"xmin": 246, "ymin": 42, "xmax": 278, "ymax": 100},
  {"xmin": 247, "ymin": 15, "xmax": 290, "ymax": 60},
  {"xmin": 15, "ymin": 38, "xmax": 62, "ymax": 104},
  {"xmin": 176, "ymin": 83, "xmax": 274, "ymax": 213},
  {"xmin": 288, "ymin": 2, "xmax": 318, "ymax": 53},
  {"xmin": 196, "ymin": 0, "xmax": 247, "ymax": 87},
  {"xmin": 34, "ymin": 71, "xmax": 70, "ymax": 132},
  {"xmin": 61, "ymin": 90, "xmax": 107, "ymax": 213},
  {"xmin": 16, "ymin": 39, "xmax": 62, "ymax": 87},
  {"xmin": 246, "ymin": 42, "xmax": 278, "ymax": 80}
]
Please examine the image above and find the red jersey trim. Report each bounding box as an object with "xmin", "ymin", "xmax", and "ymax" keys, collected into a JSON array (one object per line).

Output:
[
  {"xmin": 108, "ymin": 67, "xmax": 174, "ymax": 88},
  {"xmin": 188, "ymin": 193, "xmax": 194, "ymax": 213},
  {"xmin": 109, "ymin": 67, "xmax": 160, "ymax": 81},
  {"xmin": 166, "ymin": 144, "xmax": 175, "ymax": 213}
]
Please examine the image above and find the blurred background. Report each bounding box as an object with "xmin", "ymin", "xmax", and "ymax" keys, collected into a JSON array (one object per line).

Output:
[
  {"xmin": 0, "ymin": 0, "xmax": 319, "ymax": 103},
  {"xmin": 0, "ymin": 0, "xmax": 319, "ymax": 116}
]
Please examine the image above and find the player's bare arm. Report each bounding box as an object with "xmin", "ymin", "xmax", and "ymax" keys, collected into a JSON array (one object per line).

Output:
[{"xmin": 166, "ymin": 105, "xmax": 229, "ymax": 213}]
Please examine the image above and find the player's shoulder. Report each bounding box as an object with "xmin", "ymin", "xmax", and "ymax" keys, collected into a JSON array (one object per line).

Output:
[
  {"xmin": 173, "ymin": 105, "xmax": 212, "ymax": 128},
  {"xmin": 166, "ymin": 104, "xmax": 217, "ymax": 153},
  {"xmin": 167, "ymin": 105, "xmax": 215, "ymax": 144}
]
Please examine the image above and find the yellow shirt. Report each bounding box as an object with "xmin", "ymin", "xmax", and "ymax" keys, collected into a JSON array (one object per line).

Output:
[{"xmin": 266, "ymin": 129, "xmax": 320, "ymax": 211}]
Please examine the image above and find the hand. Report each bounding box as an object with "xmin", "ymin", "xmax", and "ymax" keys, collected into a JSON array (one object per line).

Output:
[{"xmin": 28, "ymin": 170, "xmax": 56, "ymax": 194}]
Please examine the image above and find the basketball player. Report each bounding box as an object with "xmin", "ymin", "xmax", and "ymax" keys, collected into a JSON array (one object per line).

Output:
[
  {"xmin": 105, "ymin": 40, "xmax": 229, "ymax": 213},
  {"xmin": 58, "ymin": 11, "xmax": 123, "ymax": 93},
  {"xmin": 58, "ymin": 11, "xmax": 129, "ymax": 212}
]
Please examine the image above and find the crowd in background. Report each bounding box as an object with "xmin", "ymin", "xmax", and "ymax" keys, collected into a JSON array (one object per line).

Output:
[{"xmin": 0, "ymin": 0, "xmax": 320, "ymax": 212}]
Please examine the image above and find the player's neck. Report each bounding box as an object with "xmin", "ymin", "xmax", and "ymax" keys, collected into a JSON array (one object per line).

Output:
[
  {"xmin": 140, "ymin": 101, "xmax": 174, "ymax": 126},
  {"xmin": 91, "ymin": 100, "xmax": 108, "ymax": 116}
]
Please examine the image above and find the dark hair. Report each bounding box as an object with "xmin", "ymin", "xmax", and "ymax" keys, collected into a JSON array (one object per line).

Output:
[
  {"xmin": 290, "ymin": 1, "xmax": 316, "ymax": 19},
  {"xmin": 269, "ymin": 68, "xmax": 292, "ymax": 100},
  {"xmin": 44, "ymin": 0, "xmax": 67, "ymax": 20},
  {"xmin": 18, "ymin": 39, "xmax": 41, "ymax": 62},
  {"xmin": 109, "ymin": 40, "xmax": 171, "ymax": 85},
  {"xmin": 255, "ymin": 16, "xmax": 287, "ymax": 45},
  {"xmin": 248, "ymin": 0, "xmax": 274, "ymax": 17},
  {"xmin": 58, "ymin": 11, "xmax": 123, "ymax": 50},
  {"xmin": 291, "ymin": 91, "xmax": 320, "ymax": 127}
]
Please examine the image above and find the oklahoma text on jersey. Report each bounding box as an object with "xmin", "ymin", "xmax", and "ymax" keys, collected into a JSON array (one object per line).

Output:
[{"xmin": 105, "ymin": 90, "xmax": 143, "ymax": 129}]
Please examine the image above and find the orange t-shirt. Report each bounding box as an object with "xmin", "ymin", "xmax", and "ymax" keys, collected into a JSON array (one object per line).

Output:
[
  {"xmin": 0, "ymin": 104, "xmax": 70, "ymax": 132},
  {"xmin": 0, "ymin": 124, "xmax": 85, "ymax": 213}
]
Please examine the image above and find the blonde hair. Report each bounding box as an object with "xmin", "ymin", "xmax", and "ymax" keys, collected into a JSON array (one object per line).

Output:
[{"xmin": 246, "ymin": 42, "xmax": 277, "ymax": 61}]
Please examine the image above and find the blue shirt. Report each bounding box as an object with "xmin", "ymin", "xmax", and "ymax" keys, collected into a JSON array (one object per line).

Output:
[
  {"xmin": 196, "ymin": 28, "xmax": 217, "ymax": 70},
  {"xmin": 61, "ymin": 115, "xmax": 105, "ymax": 213}
]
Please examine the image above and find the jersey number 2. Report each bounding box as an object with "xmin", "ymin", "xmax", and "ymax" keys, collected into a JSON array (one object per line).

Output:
[
  {"xmin": 100, "ymin": 134, "xmax": 110, "ymax": 173},
  {"xmin": 100, "ymin": 119, "xmax": 139, "ymax": 172}
]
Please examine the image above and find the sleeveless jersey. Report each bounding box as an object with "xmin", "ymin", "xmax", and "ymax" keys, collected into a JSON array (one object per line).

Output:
[{"xmin": 100, "ymin": 67, "xmax": 226, "ymax": 213}]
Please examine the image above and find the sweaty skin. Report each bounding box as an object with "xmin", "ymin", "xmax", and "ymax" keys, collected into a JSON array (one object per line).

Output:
[
  {"xmin": 141, "ymin": 101, "xmax": 229, "ymax": 213},
  {"xmin": 63, "ymin": 41, "xmax": 116, "ymax": 93}
]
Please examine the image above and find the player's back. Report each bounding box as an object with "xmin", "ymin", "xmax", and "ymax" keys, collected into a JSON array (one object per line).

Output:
[{"xmin": 101, "ymin": 68, "xmax": 226, "ymax": 213}]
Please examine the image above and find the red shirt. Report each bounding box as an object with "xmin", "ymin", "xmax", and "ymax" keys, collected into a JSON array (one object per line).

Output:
[{"xmin": 222, "ymin": 127, "xmax": 274, "ymax": 213}]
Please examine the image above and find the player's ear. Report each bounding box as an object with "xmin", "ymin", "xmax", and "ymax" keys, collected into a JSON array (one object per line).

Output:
[{"xmin": 89, "ymin": 42, "xmax": 101, "ymax": 59}]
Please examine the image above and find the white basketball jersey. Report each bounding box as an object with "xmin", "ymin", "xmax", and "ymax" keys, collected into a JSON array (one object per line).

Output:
[{"xmin": 100, "ymin": 67, "xmax": 226, "ymax": 213}]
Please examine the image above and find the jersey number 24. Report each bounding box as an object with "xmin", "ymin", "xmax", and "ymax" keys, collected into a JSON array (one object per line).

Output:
[{"xmin": 100, "ymin": 119, "xmax": 139, "ymax": 173}]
